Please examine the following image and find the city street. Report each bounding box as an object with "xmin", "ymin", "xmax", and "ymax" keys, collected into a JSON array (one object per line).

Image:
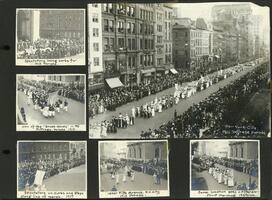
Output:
[
  {"xmin": 18, "ymin": 91, "xmax": 85, "ymax": 125},
  {"xmin": 192, "ymin": 164, "xmax": 258, "ymax": 191},
  {"xmin": 100, "ymin": 171, "xmax": 168, "ymax": 192},
  {"xmin": 90, "ymin": 65, "xmax": 258, "ymax": 138},
  {"xmin": 43, "ymin": 164, "xmax": 86, "ymax": 191}
]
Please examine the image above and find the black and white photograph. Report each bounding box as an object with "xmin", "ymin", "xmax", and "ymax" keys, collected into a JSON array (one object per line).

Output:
[
  {"xmin": 16, "ymin": 74, "xmax": 86, "ymax": 131},
  {"xmin": 190, "ymin": 139, "xmax": 260, "ymax": 198},
  {"xmin": 99, "ymin": 140, "xmax": 169, "ymax": 198},
  {"xmin": 17, "ymin": 141, "xmax": 87, "ymax": 198},
  {"xmin": 16, "ymin": 8, "xmax": 85, "ymax": 66},
  {"xmin": 88, "ymin": 3, "xmax": 270, "ymax": 139}
]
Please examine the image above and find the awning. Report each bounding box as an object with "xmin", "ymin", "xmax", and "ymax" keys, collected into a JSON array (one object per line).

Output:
[
  {"xmin": 144, "ymin": 72, "xmax": 152, "ymax": 76},
  {"xmin": 105, "ymin": 77, "xmax": 124, "ymax": 89},
  {"xmin": 214, "ymin": 55, "xmax": 220, "ymax": 58},
  {"xmin": 170, "ymin": 68, "xmax": 178, "ymax": 74},
  {"xmin": 141, "ymin": 68, "xmax": 155, "ymax": 74}
]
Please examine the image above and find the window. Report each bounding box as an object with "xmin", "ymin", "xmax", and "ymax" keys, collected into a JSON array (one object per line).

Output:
[
  {"xmin": 109, "ymin": 20, "xmax": 114, "ymax": 32},
  {"xmin": 131, "ymin": 7, "xmax": 135, "ymax": 17},
  {"xmin": 94, "ymin": 57, "xmax": 99, "ymax": 66},
  {"xmin": 132, "ymin": 23, "xmax": 135, "ymax": 33},
  {"xmin": 140, "ymin": 23, "xmax": 143, "ymax": 34},
  {"xmin": 103, "ymin": 3, "xmax": 108, "ymax": 12},
  {"xmin": 155, "ymin": 147, "xmax": 160, "ymax": 158},
  {"xmin": 93, "ymin": 43, "xmax": 99, "ymax": 51},
  {"xmin": 127, "ymin": 22, "xmax": 131, "ymax": 33},
  {"xmin": 127, "ymin": 6, "xmax": 130, "ymax": 16},
  {"xmin": 241, "ymin": 147, "xmax": 244, "ymax": 158},
  {"xmin": 128, "ymin": 38, "xmax": 131, "ymax": 50},
  {"xmin": 139, "ymin": 147, "xmax": 142, "ymax": 158},
  {"xmin": 92, "ymin": 13, "xmax": 99, "ymax": 23},
  {"xmin": 117, "ymin": 21, "xmax": 124, "ymax": 33},
  {"xmin": 118, "ymin": 38, "xmax": 125, "ymax": 49},
  {"xmin": 132, "ymin": 38, "xmax": 136, "ymax": 50},
  {"xmin": 109, "ymin": 38, "xmax": 114, "ymax": 49},
  {"xmin": 133, "ymin": 147, "xmax": 136, "ymax": 158},
  {"xmin": 93, "ymin": 28, "xmax": 99, "ymax": 37},
  {"xmin": 104, "ymin": 19, "xmax": 109, "ymax": 31},
  {"xmin": 140, "ymin": 39, "xmax": 143, "ymax": 49}
]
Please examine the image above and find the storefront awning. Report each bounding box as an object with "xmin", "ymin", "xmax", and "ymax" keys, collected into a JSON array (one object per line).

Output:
[
  {"xmin": 170, "ymin": 68, "xmax": 178, "ymax": 74},
  {"xmin": 141, "ymin": 68, "xmax": 155, "ymax": 74},
  {"xmin": 105, "ymin": 77, "xmax": 124, "ymax": 89}
]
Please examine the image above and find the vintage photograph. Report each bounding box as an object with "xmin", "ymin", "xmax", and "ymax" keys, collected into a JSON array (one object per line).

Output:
[
  {"xmin": 17, "ymin": 141, "xmax": 87, "ymax": 198},
  {"xmin": 16, "ymin": 74, "xmax": 86, "ymax": 131},
  {"xmin": 16, "ymin": 8, "xmax": 85, "ymax": 66},
  {"xmin": 99, "ymin": 140, "xmax": 169, "ymax": 198},
  {"xmin": 190, "ymin": 140, "xmax": 260, "ymax": 198},
  {"xmin": 88, "ymin": 3, "xmax": 270, "ymax": 139}
]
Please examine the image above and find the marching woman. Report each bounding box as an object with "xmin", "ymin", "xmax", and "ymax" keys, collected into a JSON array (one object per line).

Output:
[
  {"xmin": 64, "ymin": 99, "xmax": 68, "ymax": 112},
  {"xmin": 151, "ymin": 106, "xmax": 155, "ymax": 117},
  {"xmin": 55, "ymin": 101, "xmax": 60, "ymax": 113},
  {"xmin": 130, "ymin": 170, "xmax": 135, "ymax": 182},
  {"xmin": 43, "ymin": 104, "xmax": 49, "ymax": 118},
  {"xmin": 115, "ymin": 172, "xmax": 120, "ymax": 185}
]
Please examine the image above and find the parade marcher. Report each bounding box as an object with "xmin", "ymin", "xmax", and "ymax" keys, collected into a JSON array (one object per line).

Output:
[{"xmin": 64, "ymin": 99, "xmax": 68, "ymax": 112}]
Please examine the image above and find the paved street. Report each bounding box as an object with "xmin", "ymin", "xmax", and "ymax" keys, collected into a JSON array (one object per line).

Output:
[
  {"xmin": 100, "ymin": 171, "xmax": 168, "ymax": 192},
  {"xmin": 192, "ymin": 164, "xmax": 258, "ymax": 191},
  {"xmin": 90, "ymin": 65, "xmax": 257, "ymax": 138},
  {"xmin": 43, "ymin": 164, "xmax": 86, "ymax": 191},
  {"xmin": 18, "ymin": 91, "xmax": 85, "ymax": 125}
]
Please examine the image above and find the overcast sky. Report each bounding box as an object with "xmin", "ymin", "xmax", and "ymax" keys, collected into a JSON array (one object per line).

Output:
[{"xmin": 171, "ymin": 2, "xmax": 269, "ymax": 34}]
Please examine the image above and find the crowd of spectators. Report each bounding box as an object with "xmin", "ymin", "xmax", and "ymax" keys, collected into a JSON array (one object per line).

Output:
[
  {"xmin": 89, "ymin": 61, "xmax": 243, "ymax": 118},
  {"xmin": 18, "ymin": 158, "xmax": 85, "ymax": 190},
  {"xmin": 141, "ymin": 63, "xmax": 269, "ymax": 138},
  {"xmin": 17, "ymin": 38, "xmax": 84, "ymax": 59},
  {"xmin": 58, "ymin": 83, "xmax": 85, "ymax": 103}
]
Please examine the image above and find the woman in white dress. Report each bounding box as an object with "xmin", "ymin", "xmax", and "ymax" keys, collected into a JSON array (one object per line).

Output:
[
  {"xmin": 43, "ymin": 105, "xmax": 49, "ymax": 118},
  {"xmin": 158, "ymin": 103, "xmax": 162, "ymax": 113},
  {"xmin": 115, "ymin": 173, "xmax": 120, "ymax": 185},
  {"xmin": 130, "ymin": 171, "xmax": 135, "ymax": 182},
  {"xmin": 151, "ymin": 107, "xmax": 155, "ymax": 117}
]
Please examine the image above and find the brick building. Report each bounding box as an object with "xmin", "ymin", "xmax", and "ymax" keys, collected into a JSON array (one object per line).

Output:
[{"xmin": 173, "ymin": 18, "xmax": 213, "ymax": 69}]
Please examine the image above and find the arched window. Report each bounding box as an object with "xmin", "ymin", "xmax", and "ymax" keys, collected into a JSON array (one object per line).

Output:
[
  {"xmin": 139, "ymin": 147, "xmax": 142, "ymax": 158},
  {"xmin": 133, "ymin": 147, "xmax": 136, "ymax": 158},
  {"xmin": 155, "ymin": 147, "xmax": 160, "ymax": 158}
]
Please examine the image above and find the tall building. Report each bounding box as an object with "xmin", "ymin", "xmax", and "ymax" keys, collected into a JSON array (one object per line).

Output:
[
  {"xmin": 39, "ymin": 10, "xmax": 85, "ymax": 40},
  {"xmin": 127, "ymin": 142, "xmax": 167, "ymax": 162},
  {"xmin": 88, "ymin": 4, "xmax": 104, "ymax": 90},
  {"xmin": 17, "ymin": 9, "xmax": 85, "ymax": 42},
  {"xmin": 229, "ymin": 141, "xmax": 258, "ymax": 160},
  {"xmin": 172, "ymin": 18, "xmax": 213, "ymax": 69},
  {"xmin": 211, "ymin": 4, "xmax": 254, "ymax": 63},
  {"xmin": 88, "ymin": 3, "xmax": 174, "ymax": 89}
]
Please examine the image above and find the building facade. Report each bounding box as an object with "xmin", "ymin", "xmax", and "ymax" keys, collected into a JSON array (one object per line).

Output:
[
  {"xmin": 229, "ymin": 141, "xmax": 258, "ymax": 160},
  {"xmin": 17, "ymin": 10, "xmax": 40, "ymax": 42},
  {"xmin": 173, "ymin": 19, "xmax": 213, "ymax": 70},
  {"xmin": 127, "ymin": 142, "xmax": 167, "ymax": 162},
  {"xmin": 211, "ymin": 4, "xmax": 254, "ymax": 63},
  {"xmin": 45, "ymin": 75, "xmax": 85, "ymax": 85},
  {"xmin": 88, "ymin": 4, "xmax": 104, "ymax": 90},
  {"xmin": 39, "ymin": 10, "xmax": 85, "ymax": 40},
  {"xmin": 18, "ymin": 142, "xmax": 85, "ymax": 162},
  {"xmin": 88, "ymin": 3, "xmax": 173, "ymax": 88}
]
